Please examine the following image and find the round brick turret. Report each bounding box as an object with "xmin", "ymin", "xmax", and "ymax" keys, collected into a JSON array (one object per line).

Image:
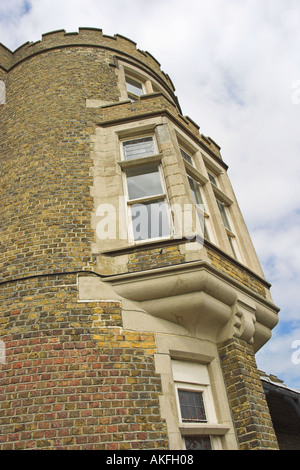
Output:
[
  {"xmin": 0, "ymin": 29, "xmax": 175, "ymax": 450},
  {"xmin": 0, "ymin": 29, "xmax": 280, "ymax": 451},
  {"xmin": 0, "ymin": 28, "xmax": 178, "ymax": 283}
]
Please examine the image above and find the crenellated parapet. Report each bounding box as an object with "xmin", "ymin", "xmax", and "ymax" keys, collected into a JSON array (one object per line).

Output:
[{"xmin": 2, "ymin": 28, "xmax": 174, "ymax": 93}]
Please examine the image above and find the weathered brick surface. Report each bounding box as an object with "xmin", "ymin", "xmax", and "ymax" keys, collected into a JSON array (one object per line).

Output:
[
  {"xmin": 0, "ymin": 47, "xmax": 102, "ymax": 281},
  {"xmin": 218, "ymin": 337, "xmax": 279, "ymax": 450},
  {"xmin": 98, "ymin": 94, "xmax": 203, "ymax": 141},
  {"xmin": 128, "ymin": 244, "xmax": 184, "ymax": 272},
  {"xmin": 207, "ymin": 248, "xmax": 267, "ymax": 297},
  {"xmin": 0, "ymin": 274, "xmax": 168, "ymax": 450},
  {"xmin": 0, "ymin": 30, "xmax": 191, "ymax": 284},
  {"xmin": 0, "ymin": 29, "xmax": 278, "ymax": 451},
  {"xmin": 7, "ymin": 29, "xmax": 172, "ymax": 91}
]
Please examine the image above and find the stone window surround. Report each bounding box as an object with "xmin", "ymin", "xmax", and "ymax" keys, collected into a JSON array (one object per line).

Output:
[
  {"xmin": 117, "ymin": 123, "xmax": 240, "ymax": 252},
  {"xmin": 115, "ymin": 57, "xmax": 176, "ymax": 105},
  {"xmin": 173, "ymin": 361, "xmax": 224, "ymax": 450},
  {"xmin": 153, "ymin": 338, "xmax": 236, "ymax": 450},
  {"xmin": 91, "ymin": 115, "xmax": 265, "ymax": 276}
]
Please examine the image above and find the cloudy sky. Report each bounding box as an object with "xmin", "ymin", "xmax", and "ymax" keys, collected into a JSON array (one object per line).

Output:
[{"xmin": 1, "ymin": 0, "xmax": 300, "ymax": 388}]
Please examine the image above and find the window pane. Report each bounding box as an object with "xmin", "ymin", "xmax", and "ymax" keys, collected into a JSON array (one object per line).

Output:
[
  {"xmin": 185, "ymin": 435, "xmax": 212, "ymax": 450},
  {"xmin": 123, "ymin": 137, "xmax": 155, "ymax": 160},
  {"xmin": 217, "ymin": 200, "xmax": 231, "ymax": 231},
  {"xmin": 187, "ymin": 175, "xmax": 204, "ymax": 206},
  {"xmin": 208, "ymin": 172, "xmax": 218, "ymax": 187},
  {"xmin": 178, "ymin": 390, "xmax": 207, "ymax": 422},
  {"xmin": 126, "ymin": 77, "xmax": 143, "ymax": 97},
  {"xmin": 180, "ymin": 148, "xmax": 193, "ymax": 166},
  {"xmin": 228, "ymin": 234, "xmax": 239, "ymax": 260},
  {"xmin": 126, "ymin": 165, "xmax": 163, "ymax": 200},
  {"xmin": 196, "ymin": 209, "xmax": 210, "ymax": 241},
  {"xmin": 130, "ymin": 200, "xmax": 170, "ymax": 241}
]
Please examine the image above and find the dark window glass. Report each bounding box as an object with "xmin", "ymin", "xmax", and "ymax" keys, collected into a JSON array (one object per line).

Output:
[
  {"xmin": 208, "ymin": 172, "xmax": 218, "ymax": 186},
  {"xmin": 178, "ymin": 390, "xmax": 207, "ymax": 422},
  {"xmin": 185, "ymin": 435, "xmax": 212, "ymax": 450},
  {"xmin": 180, "ymin": 148, "xmax": 193, "ymax": 166},
  {"xmin": 217, "ymin": 199, "xmax": 231, "ymax": 231},
  {"xmin": 187, "ymin": 175, "xmax": 204, "ymax": 206}
]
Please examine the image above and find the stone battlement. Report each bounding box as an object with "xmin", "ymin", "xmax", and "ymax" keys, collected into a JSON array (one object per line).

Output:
[{"xmin": 0, "ymin": 27, "xmax": 174, "ymax": 91}]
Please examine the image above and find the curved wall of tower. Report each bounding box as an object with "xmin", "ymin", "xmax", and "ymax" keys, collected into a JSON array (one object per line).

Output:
[
  {"xmin": 0, "ymin": 28, "xmax": 176, "ymax": 281},
  {"xmin": 0, "ymin": 29, "xmax": 279, "ymax": 450}
]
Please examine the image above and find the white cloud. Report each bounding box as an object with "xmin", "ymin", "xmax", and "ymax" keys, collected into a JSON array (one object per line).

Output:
[
  {"xmin": 1, "ymin": 0, "xmax": 300, "ymax": 388},
  {"xmin": 256, "ymin": 325, "xmax": 300, "ymax": 390}
]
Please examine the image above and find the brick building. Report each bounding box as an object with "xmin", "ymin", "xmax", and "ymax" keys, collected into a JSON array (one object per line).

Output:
[{"xmin": 0, "ymin": 28, "xmax": 281, "ymax": 450}]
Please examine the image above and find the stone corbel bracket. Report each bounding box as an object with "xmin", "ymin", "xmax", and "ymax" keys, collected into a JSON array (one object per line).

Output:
[
  {"xmin": 78, "ymin": 261, "xmax": 279, "ymax": 352},
  {"xmin": 218, "ymin": 296, "xmax": 257, "ymax": 345}
]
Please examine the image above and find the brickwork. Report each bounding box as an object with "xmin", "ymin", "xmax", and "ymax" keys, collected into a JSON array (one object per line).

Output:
[
  {"xmin": 128, "ymin": 244, "xmax": 185, "ymax": 272},
  {"xmin": 9, "ymin": 29, "xmax": 172, "ymax": 91},
  {"xmin": 98, "ymin": 94, "xmax": 202, "ymax": 141},
  {"xmin": 0, "ymin": 43, "xmax": 13, "ymax": 70},
  {"xmin": 0, "ymin": 274, "xmax": 168, "ymax": 450},
  {"xmin": 0, "ymin": 29, "xmax": 280, "ymax": 451},
  {"xmin": 218, "ymin": 337, "xmax": 279, "ymax": 450},
  {"xmin": 0, "ymin": 47, "xmax": 103, "ymax": 282},
  {"xmin": 0, "ymin": 31, "xmax": 187, "ymax": 284},
  {"xmin": 207, "ymin": 248, "xmax": 267, "ymax": 298}
]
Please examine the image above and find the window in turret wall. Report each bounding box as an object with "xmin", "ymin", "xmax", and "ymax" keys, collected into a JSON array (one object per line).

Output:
[
  {"xmin": 125, "ymin": 76, "xmax": 145, "ymax": 101},
  {"xmin": 121, "ymin": 135, "xmax": 172, "ymax": 242}
]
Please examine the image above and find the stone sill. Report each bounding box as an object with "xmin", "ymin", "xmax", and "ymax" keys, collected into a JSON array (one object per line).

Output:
[{"xmin": 179, "ymin": 423, "xmax": 230, "ymax": 436}]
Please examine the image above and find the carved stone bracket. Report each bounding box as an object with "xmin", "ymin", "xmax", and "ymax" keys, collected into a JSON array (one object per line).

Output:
[
  {"xmin": 218, "ymin": 297, "xmax": 256, "ymax": 345},
  {"xmin": 78, "ymin": 261, "xmax": 279, "ymax": 352}
]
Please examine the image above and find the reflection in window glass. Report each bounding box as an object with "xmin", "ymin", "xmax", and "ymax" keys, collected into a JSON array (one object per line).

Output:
[
  {"xmin": 187, "ymin": 175, "xmax": 204, "ymax": 206},
  {"xmin": 228, "ymin": 234, "xmax": 239, "ymax": 260},
  {"xmin": 130, "ymin": 200, "xmax": 170, "ymax": 241},
  {"xmin": 180, "ymin": 148, "xmax": 193, "ymax": 166},
  {"xmin": 208, "ymin": 172, "xmax": 218, "ymax": 187},
  {"xmin": 185, "ymin": 436, "xmax": 212, "ymax": 450},
  {"xmin": 216, "ymin": 199, "xmax": 231, "ymax": 231},
  {"xmin": 178, "ymin": 390, "xmax": 207, "ymax": 422},
  {"xmin": 126, "ymin": 76, "xmax": 144, "ymax": 99},
  {"xmin": 123, "ymin": 137, "xmax": 155, "ymax": 160},
  {"xmin": 126, "ymin": 165, "xmax": 163, "ymax": 200}
]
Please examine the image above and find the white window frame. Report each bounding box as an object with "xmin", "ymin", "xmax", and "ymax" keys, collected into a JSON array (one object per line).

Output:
[
  {"xmin": 186, "ymin": 172, "xmax": 216, "ymax": 244},
  {"xmin": 120, "ymin": 135, "xmax": 173, "ymax": 244},
  {"xmin": 173, "ymin": 379, "xmax": 222, "ymax": 450},
  {"xmin": 175, "ymin": 382, "xmax": 216, "ymax": 424},
  {"xmin": 178, "ymin": 143, "xmax": 218, "ymax": 245},
  {"xmin": 120, "ymin": 134, "xmax": 159, "ymax": 164},
  {"xmin": 207, "ymin": 170, "xmax": 219, "ymax": 188},
  {"xmin": 125, "ymin": 74, "xmax": 146, "ymax": 101}
]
